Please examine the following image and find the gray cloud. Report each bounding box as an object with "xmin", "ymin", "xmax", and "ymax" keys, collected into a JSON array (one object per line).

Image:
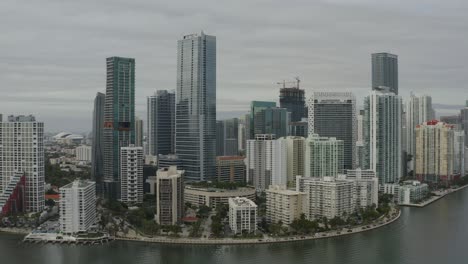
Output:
[{"xmin": 0, "ymin": 0, "xmax": 467, "ymax": 133}]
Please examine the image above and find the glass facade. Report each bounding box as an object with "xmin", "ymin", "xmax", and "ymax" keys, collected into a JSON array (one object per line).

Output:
[
  {"xmin": 372, "ymin": 53, "xmax": 398, "ymax": 95},
  {"xmin": 147, "ymin": 90, "xmax": 175, "ymax": 156},
  {"xmin": 176, "ymin": 32, "xmax": 216, "ymax": 182},
  {"xmin": 102, "ymin": 57, "xmax": 136, "ymax": 199}
]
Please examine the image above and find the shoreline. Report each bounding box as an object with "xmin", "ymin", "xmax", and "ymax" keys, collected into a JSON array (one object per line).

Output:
[
  {"xmin": 401, "ymin": 184, "xmax": 468, "ymax": 208},
  {"xmin": 115, "ymin": 209, "xmax": 402, "ymax": 246}
]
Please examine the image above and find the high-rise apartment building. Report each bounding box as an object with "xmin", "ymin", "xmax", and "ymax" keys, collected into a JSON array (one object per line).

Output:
[
  {"xmin": 304, "ymin": 134, "xmax": 344, "ymax": 178},
  {"xmin": 135, "ymin": 117, "xmax": 144, "ymax": 148},
  {"xmin": 147, "ymin": 90, "xmax": 176, "ymax": 156},
  {"xmin": 91, "ymin": 92, "xmax": 105, "ymax": 186},
  {"xmin": 266, "ymin": 185, "xmax": 305, "ymax": 225},
  {"xmin": 0, "ymin": 115, "xmax": 44, "ymax": 212},
  {"xmin": 371, "ymin": 52, "xmax": 398, "ymax": 94},
  {"xmin": 415, "ymin": 121, "xmax": 455, "ymax": 184},
  {"xmin": 296, "ymin": 176, "xmax": 355, "ymax": 220},
  {"xmin": 453, "ymin": 130, "xmax": 465, "ymax": 176},
  {"xmin": 279, "ymin": 82, "xmax": 306, "ymax": 122},
  {"xmin": 59, "ymin": 180, "xmax": 97, "ymax": 234},
  {"xmin": 120, "ymin": 145, "xmax": 143, "ymax": 204},
  {"xmin": 175, "ymin": 32, "xmax": 216, "ymax": 182},
  {"xmin": 246, "ymin": 134, "xmax": 287, "ymax": 191},
  {"xmin": 406, "ymin": 94, "xmax": 434, "ymax": 158},
  {"xmin": 102, "ymin": 57, "xmax": 136, "ymax": 199},
  {"xmin": 308, "ymin": 92, "xmax": 356, "ymax": 170},
  {"xmin": 156, "ymin": 166, "xmax": 184, "ymax": 225},
  {"xmin": 364, "ymin": 89, "xmax": 402, "ymax": 184},
  {"xmin": 342, "ymin": 169, "xmax": 379, "ymax": 208},
  {"xmin": 279, "ymin": 136, "xmax": 305, "ymax": 186}
]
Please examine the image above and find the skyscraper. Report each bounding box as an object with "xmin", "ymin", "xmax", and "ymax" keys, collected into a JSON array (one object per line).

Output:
[
  {"xmin": 278, "ymin": 136, "xmax": 305, "ymax": 186},
  {"xmin": 415, "ymin": 121, "xmax": 454, "ymax": 184},
  {"xmin": 91, "ymin": 92, "xmax": 105, "ymax": 188},
  {"xmin": 364, "ymin": 89, "xmax": 402, "ymax": 184},
  {"xmin": 308, "ymin": 92, "xmax": 356, "ymax": 170},
  {"xmin": 135, "ymin": 117, "xmax": 144, "ymax": 148},
  {"xmin": 250, "ymin": 101, "xmax": 276, "ymax": 139},
  {"xmin": 147, "ymin": 90, "xmax": 176, "ymax": 156},
  {"xmin": 0, "ymin": 115, "xmax": 44, "ymax": 212},
  {"xmin": 175, "ymin": 32, "xmax": 216, "ymax": 182},
  {"xmin": 406, "ymin": 94, "xmax": 434, "ymax": 158},
  {"xmin": 102, "ymin": 57, "xmax": 136, "ymax": 199},
  {"xmin": 372, "ymin": 53, "xmax": 398, "ymax": 94},
  {"xmin": 216, "ymin": 118, "xmax": 239, "ymax": 156},
  {"xmin": 246, "ymin": 134, "xmax": 287, "ymax": 191},
  {"xmin": 253, "ymin": 106, "xmax": 289, "ymax": 138},
  {"xmin": 461, "ymin": 103, "xmax": 468, "ymax": 147},
  {"xmin": 279, "ymin": 81, "xmax": 306, "ymax": 122}
]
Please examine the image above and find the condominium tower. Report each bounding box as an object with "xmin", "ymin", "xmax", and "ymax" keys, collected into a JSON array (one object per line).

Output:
[
  {"xmin": 0, "ymin": 115, "xmax": 44, "ymax": 213},
  {"xmin": 304, "ymin": 134, "xmax": 344, "ymax": 178},
  {"xmin": 415, "ymin": 121, "xmax": 455, "ymax": 184},
  {"xmin": 147, "ymin": 90, "xmax": 176, "ymax": 156},
  {"xmin": 371, "ymin": 52, "xmax": 398, "ymax": 95},
  {"xmin": 59, "ymin": 180, "xmax": 97, "ymax": 234},
  {"xmin": 364, "ymin": 89, "xmax": 402, "ymax": 184},
  {"xmin": 102, "ymin": 57, "xmax": 136, "ymax": 198},
  {"xmin": 120, "ymin": 145, "xmax": 143, "ymax": 204},
  {"xmin": 308, "ymin": 92, "xmax": 356, "ymax": 170},
  {"xmin": 175, "ymin": 32, "xmax": 216, "ymax": 182},
  {"xmin": 91, "ymin": 92, "xmax": 105, "ymax": 186}
]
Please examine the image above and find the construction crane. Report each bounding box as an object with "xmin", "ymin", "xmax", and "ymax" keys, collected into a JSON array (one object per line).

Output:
[{"xmin": 277, "ymin": 77, "xmax": 301, "ymax": 89}]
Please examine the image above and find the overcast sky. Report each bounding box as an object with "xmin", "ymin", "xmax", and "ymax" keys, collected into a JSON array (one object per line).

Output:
[{"xmin": 1, "ymin": 0, "xmax": 467, "ymax": 133}]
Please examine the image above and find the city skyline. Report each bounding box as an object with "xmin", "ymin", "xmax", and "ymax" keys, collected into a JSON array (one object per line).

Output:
[{"xmin": 1, "ymin": 1, "xmax": 468, "ymax": 132}]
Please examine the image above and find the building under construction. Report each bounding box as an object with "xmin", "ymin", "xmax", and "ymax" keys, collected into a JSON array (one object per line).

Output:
[{"xmin": 278, "ymin": 78, "xmax": 307, "ymax": 122}]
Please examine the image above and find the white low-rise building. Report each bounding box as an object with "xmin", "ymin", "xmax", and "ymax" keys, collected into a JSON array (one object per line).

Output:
[
  {"xmin": 296, "ymin": 176, "xmax": 355, "ymax": 220},
  {"xmin": 75, "ymin": 145, "xmax": 92, "ymax": 162},
  {"xmin": 266, "ymin": 185, "xmax": 305, "ymax": 225},
  {"xmin": 228, "ymin": 197, "xmax": 257, "ymax": 234},
  {"xmin": 399, "ymin": 181, "xmax": 429, "ymax": 205},
  {"xmin": 59, "ymin": 180, "xmax": 97, "ymax": 234}
]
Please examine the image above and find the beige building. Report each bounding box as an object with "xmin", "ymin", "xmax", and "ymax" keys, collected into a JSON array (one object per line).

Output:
[
  {"xmin": 265, "ymin": 185, "xmax": 305, "ymax": 225},
  {"xmin": 296, "ymin": 176, "xmax": 355, "ymax": 220},
  {"xmin": 279, "ymin": 136, "xmax": 306, "ymax": 187},
  {"xmin": 156, "ymin": 166, "xmax": 184, "ymax": 225},
  {"xmin": 184, "ymin": 186, "xmax": 256, "ymax": 209},
  {"xmin": 415, "ymin": 120, "xmax": 454, "ymax": 184}
]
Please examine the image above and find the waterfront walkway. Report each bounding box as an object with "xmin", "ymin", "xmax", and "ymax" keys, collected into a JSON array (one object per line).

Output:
[{"xmin": 116, "ymin": 208, "xmax": 401, "ymax": 246}]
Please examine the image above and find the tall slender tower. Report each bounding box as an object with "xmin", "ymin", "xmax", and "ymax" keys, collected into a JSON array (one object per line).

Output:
[
  {"xmin": 175, "ymin": 32, "xmax": 216, "ymax": 182},
  {"xmin": 147, "ymin": 90, "xmax": 176, "ymax": 156},
  {"xmin": 91, "ymin": 92, "xmax": 105, "ymax": 188},
  {"xmin": 364, "ymin": 89, "xmax": 402, "ymax": 184},
  {"xmin": 372, "ymin": 53, "xmax": 398, "ymax": 95},
  {"xmin": 102, "ymin": 57, "xmax": 136, "ymax": 199}
]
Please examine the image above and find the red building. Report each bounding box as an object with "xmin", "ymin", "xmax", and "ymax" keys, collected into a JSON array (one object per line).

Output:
[{"xmin": 0, "ymin": 174, "xmax": 26, "ymax": 215}]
